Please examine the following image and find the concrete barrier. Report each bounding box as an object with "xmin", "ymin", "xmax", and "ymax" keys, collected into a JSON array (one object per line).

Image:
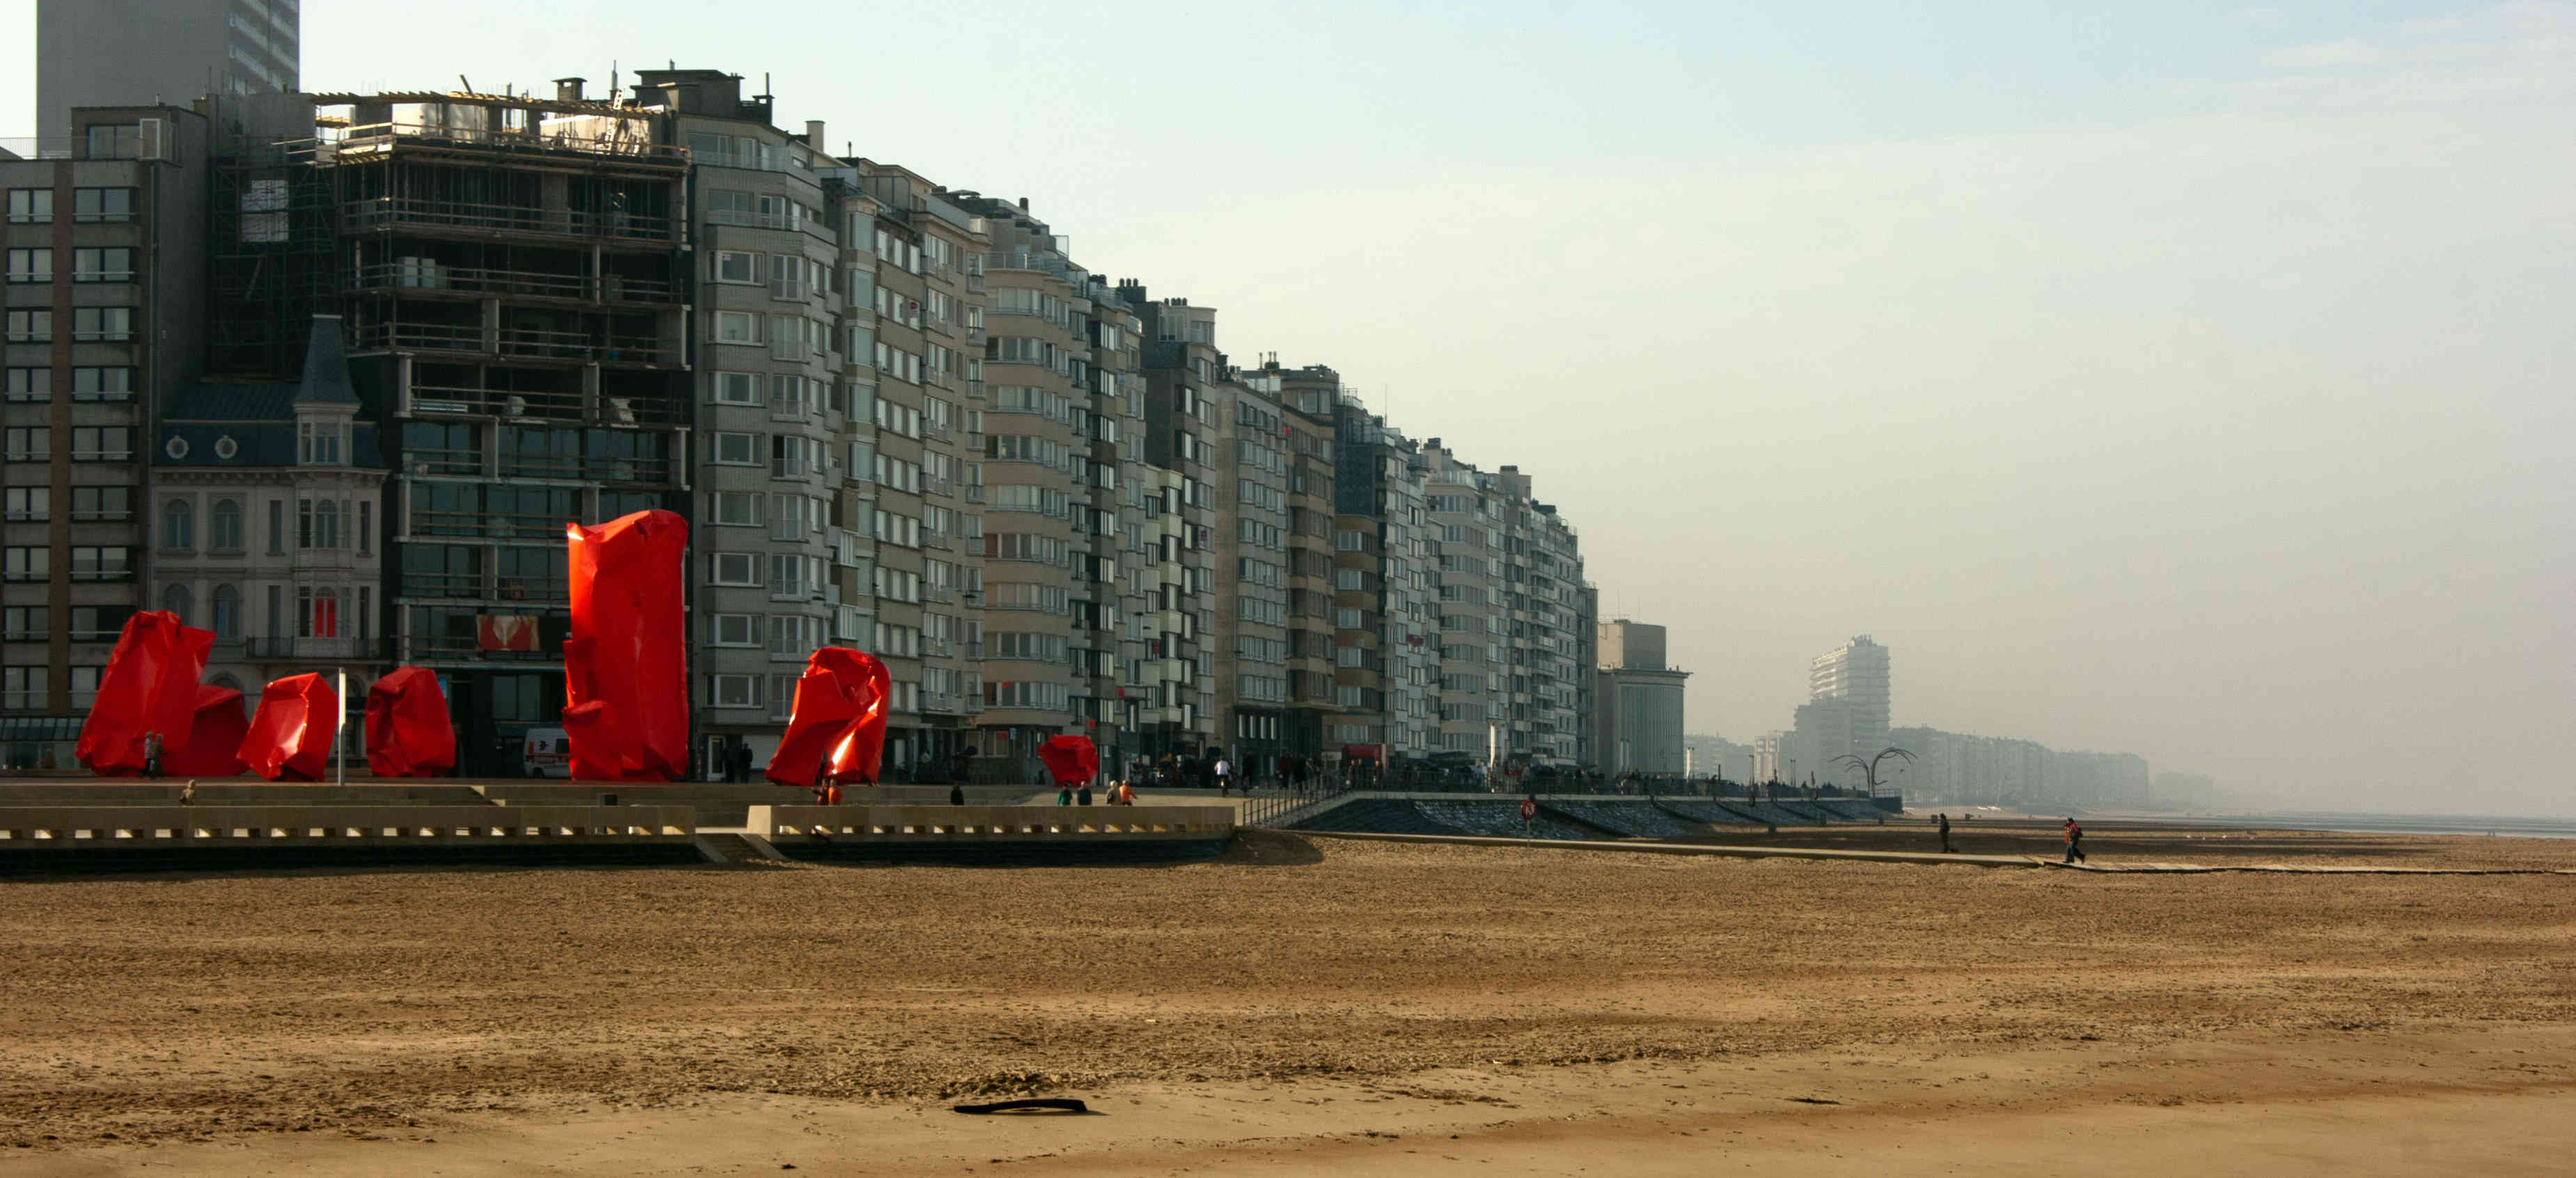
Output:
[
  {"xmin": 750, "ymin": 804, "xmax": 1235, "ymax": 863},
  {"xmin": 0, "ymin": 805, "xmax": 699, "ymax": 874}
]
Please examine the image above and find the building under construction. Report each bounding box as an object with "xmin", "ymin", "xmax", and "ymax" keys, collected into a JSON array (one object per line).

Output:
[{"xmin": 230, "ymin": 85, "xmax": 696, "ymax": 774}]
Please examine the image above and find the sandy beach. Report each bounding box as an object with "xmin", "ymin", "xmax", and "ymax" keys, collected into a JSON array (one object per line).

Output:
[{"xmin": 5, "ymin": 828, "xmax": 2574, "ymax": 1174}]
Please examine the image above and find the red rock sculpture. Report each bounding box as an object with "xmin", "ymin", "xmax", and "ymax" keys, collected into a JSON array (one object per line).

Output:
[
  {"xmin": 74, "ymin": 611, "xmax": 214, "ymax": 776},
  {"xmin": 364, "ymin": 666, "xmax": 456, "ymax": 778},
  {"xmin": 562, "ymin": 509, "xmax": 690, "ymax": 780},
  {"xmin": 765, "ymin": 647, "xmax": 892, "ymax": 789},
  {"xmin": 166, "ymin": 684, "xmax": 249, "ymax": 777},
  {"xmin": 239, "ymin": 673, "xmax": 340, "ymax": 782},
  {"xmin": 1039, "ymin": 735, "xmax": 1099, "ymax": 787}
]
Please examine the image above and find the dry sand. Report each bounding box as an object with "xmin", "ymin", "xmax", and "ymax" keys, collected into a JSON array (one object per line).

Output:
[{"xmin": 4, "ymin": 828, "xmax": 2575, "ymax": 1175}]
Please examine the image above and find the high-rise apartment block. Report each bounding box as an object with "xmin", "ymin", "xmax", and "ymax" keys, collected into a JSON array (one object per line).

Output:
[
  {"xmin": 1420, "ymin": 441, "xmax": 1591, "ymax": 770},
  {"xmin": 3, "ymin": 102, "xmax": 211, "ymax": 765},
  {"xmin": 1594, "ymin": 618, "xmax": 1688, "ymax": 776},
  {"xmin": 38, "ymin": 1, "xmax": 300, "ymax": 146}
]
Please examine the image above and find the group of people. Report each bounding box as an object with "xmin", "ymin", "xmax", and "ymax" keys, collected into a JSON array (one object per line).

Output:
[{"xmin": 1057, "ymin": 780, "xmax": 1138, "ymax": 806}]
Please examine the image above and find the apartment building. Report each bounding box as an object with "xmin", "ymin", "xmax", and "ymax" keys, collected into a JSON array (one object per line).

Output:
[
  {"xmin": 1808, "ymin": 634, "xmax": 1891, "ymax": 771},
  {"xmin": 1594, "ymin": 618, "xmax": 1688, "ymax": 776},
  {"xmin": 620, "ymin": 71, "xmax": 842, "ymax": 777},
  {"xmin": 1212, "ymin": 356, "xmax": 1290, "ymax": 772},
  {"xmin": 152, "ymin": 316, "xmax": 388, "ymax": 709},
  {"xmin": 38, "ymin": 0, "xmax": 300, "ymax": 141},
  {"xmin": 1419, "ymin": 441, "xmax": 1591, "ymax": 772},
  {"xmin": 292, "ymin": 87, "xmax": 692, "ymax": 776},
  {"xmin": 2, "ymin": 103, "xmax": 210, "ymax": 769},
  {"xmin": 1118, "ymin": 286, "xmax": 1219, "ymax": 763},
  {"xmin": 1077, "ymin": 274, "xmax": 1149, "ymax": 771},
  {"xmin": 1328, "ymin": 392, "xmax": 1436, "ymax": 759},
  {"xmin": 1263, "ymin": 363, "xmax": 1349, "ymax": 762}
]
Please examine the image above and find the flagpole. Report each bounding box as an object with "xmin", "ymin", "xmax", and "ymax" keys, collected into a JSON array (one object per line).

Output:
[{"xmin": 335, "ymin": 666, "xmax": 347, "ymax": 787}]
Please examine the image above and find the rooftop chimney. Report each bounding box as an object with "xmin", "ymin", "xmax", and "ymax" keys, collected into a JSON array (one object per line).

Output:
[
  {"xmin": 1018, "ymin": 196, "xmax": 1030, "ymax": 210},
  {"xmin": 806, "ymin": 120, "xmax": 826, "ymax": 148},
  {"xmin": 553, "ymin": 77, "xmax": 586, "ymax": 102}
]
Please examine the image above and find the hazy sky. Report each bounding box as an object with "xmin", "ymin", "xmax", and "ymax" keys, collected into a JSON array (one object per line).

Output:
[{"xmin": 8, "ymin": 2, "xmax": 2571, "ymax": 814}]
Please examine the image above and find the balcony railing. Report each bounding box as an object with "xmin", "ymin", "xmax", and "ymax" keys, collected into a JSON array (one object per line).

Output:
[
  {"xmin": 404, "ymin": 633, "xmax": 558, "ymax": 662},
  {"xmin": 306, "ymin": 122, "xmax": 690, "ymax": 168},
  {"xmin": 355, "ymin": 321, "xmax": 681, "ymax": 367},
  {"xmin": 246, "ymin": 636, "xmax": 393, "ymax": 662},
  {"xmin": 340, "ymin": 195, "xmax": 681, "ymax": 244},
  {"xmin": 350, "ymin": 262, "xmax": 681, "ymax": 305}
]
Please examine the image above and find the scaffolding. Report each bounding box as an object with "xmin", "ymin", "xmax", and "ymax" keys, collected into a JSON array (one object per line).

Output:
[{"xmin": 207, "ymin": 134, "xmax": 340, "ymax": 381}]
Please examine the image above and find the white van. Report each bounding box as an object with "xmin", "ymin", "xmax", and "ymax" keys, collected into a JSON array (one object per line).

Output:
[{"xmin": 522, "ymin": 728, "xmax": 572, "ymax": 778}]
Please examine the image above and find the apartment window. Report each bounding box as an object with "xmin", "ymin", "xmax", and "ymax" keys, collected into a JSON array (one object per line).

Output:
[
  {"xmin": 72, "ymin": 187, "xmax": 135, "ymax": 223},
  {"xmin": 708, "ymin": 490, "xmax": 763, "ymax": 526},
  {"xmin": 71, "ymin": 487, "xmax": 129, "ymax": 521},
  {"xmin": 70, "ymin": 546, "xmax": 132, "ymax": 581},
  {"xmin": 162, "ymin": 498, "xmax": 194, "ymax": 550},
  {"xmin": 296, "ymin": 586, "xmax": 339, "ymax": 638},
  {"xmin": 768, "ymin": 553, "xmax": 806, "ymax": 599},
  {"xmin": 3, "ymin": 427, "xmax": 47, "ymax": 462},
  {"xmin": 3, "ymin": 547, "xmax": 46, "ymax": 581},
  {"xmin": 5, "ymin": 311, "xmax": 50, "ymax": 343},
  {"xmin": 296, "ymin": 497, "xmax": 342, "ymax": 549},
  {"xmin": 710, "ymin": 674, "xmax": 762, "ymax": 709},
  {"xmin": 70, "ymin": 427, "xmax": 132, "ymax": 462},
  {"xmin": 4, "ymin": 368, "xmax": 47, "ymax": 402},
  {"xmin": 71, "ymin": 367, "xmax": 134, "ymax": 400},
  {"xmin": 298, "ymin": 418, "xmax": 344, "ymax": 464},
  {"xmin": 5, "ymin": 249, "xmax": 50, "ymax": 283},
  {"xmin": 3, "ymin": 666, "xmax": 44, "ymax": 710},
  {"xmin": 1335, "ymin": 530, "xmax": 1369, "ymax": 552},
  {"xmin": 710, "ymin": 613, "xmax": 758, "ymax": 647},
  {"xmin": 73, "ymin": 248, "xmax": 135, "ymax": 282},
  {"xmin": 712, "ymin": 370, "xmax": 762, "ymax": 405},
  {"xmin": 357, "ymin": 501, "xmax": 372, "ymax": 554},
  {"xmin": 72, "ymin": 307, "xmax": 133, "ymax": 341},
  {"xmin": 709, "ymin": 431, "xmax": 760, "ymax": 465},
  {"xmin": 267, "ymin": 498, "xmax": 284, "ymax": 553},
  {"xmin": 713, "ymin": 250, "xmax": 761, "ymax": 284},
  {"xmin": 211, "ymin": 499, "xmax": 243, "ymax": 551},
  {"xmin": 1, "ymin": 606, "xmax": 44, "ymax": 641},
  {"xmin": 712, "ymin": 311, "xmax": 762, "ymax": 344},
  {"xmin": 709, "ymin": 551, "xmax": 760, "ymax": 586},
  {"xmin": 5, "ymin": 190, "xmax": 52, "ymax": 224},
  {"xmin": 211, "ymin": 584, "xmax": 239, "ymax": 639}
]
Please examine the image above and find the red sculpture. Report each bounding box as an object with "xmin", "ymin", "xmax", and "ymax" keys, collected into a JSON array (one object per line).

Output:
[
  {"xmin": 166, "ymin": 684, "xmax": 249, "ymax": 777},
  {"xmin": 364, "ymin": 666, "xmax": 456, "ymax": 778},
  {"xmin": 766, "ymin": 647, "xmax": 892, "ymax": 790},
  {"xmin": 239, "ymin": 673, "xmax": 340, "ymax": 782},
  {"xmin": 74, "ymin": 611, "xmax": 215, "ymax": 776},
  {"xmin": 1039, "ymin": 735, "xmax": 1099, "ymax": 787},
  {"xmin": 562, "ymin": 509, "xmax": 689, "ymax": 781}
]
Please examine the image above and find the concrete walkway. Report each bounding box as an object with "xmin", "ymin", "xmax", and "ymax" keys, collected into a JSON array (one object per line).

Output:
[
  {"xmin": 1291, "ymin": 831, "xmax": 2576, "ymax": 874},
  {"xmin": 1292, "ymin": 829, "xmax": 2037, "ymax": 867}
]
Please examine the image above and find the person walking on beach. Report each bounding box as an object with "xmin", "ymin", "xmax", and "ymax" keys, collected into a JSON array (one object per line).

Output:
[
  {"xmin": 2063, "ymin": 817, "xmax": 2087, "ymax": 864},
  {"xmin": 1938, "ymin": 812, "xmax": 1952, "ymax": 854}
]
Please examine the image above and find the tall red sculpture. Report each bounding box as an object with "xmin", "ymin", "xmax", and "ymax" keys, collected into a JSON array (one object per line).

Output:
[
  {"xmin": 563, "ymin": 509, "xmax": 689, "ymax": 780},
  {"xmin": 239, "ymin": 673, "xmax": 340, "ymax": 782},
  {"xmin": 74, "ymin": 610, "xmax": 214, "ymax": 776},
  {"xmin": 167, "ymin": 684, "xmax": 249, "ymax": 777},
  {"xmin": 1039, "ymin": 735, "xmax": 1099, "ymax": 787},
  {"xmin": 765, "ymin": 647, "xmax": 892, "ymax": 789},
  {"xmin": 364, "ymin": 666, "xmax": 456, "ymax": 778}
]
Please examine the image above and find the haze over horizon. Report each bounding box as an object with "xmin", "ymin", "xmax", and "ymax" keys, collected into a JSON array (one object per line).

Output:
[{"xmin": 6, "ymin": 1, "xmax": 2568, "ymax": 816}]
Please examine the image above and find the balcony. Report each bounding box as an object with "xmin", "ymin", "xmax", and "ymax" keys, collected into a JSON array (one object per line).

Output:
[
  {"xmin": 405, "ymin": 382, "xmax": 685, "ymax": 431},
  {"xmin": 340, "ymin": 196, "xmax": 682, "ymax": 244},
  {"xmin": 246, "ymin": 636, "xmax": 393, "ymax": 662},
  {"xmin": 350, "ymin": 262, "xmax": 681, "ymax": 306},
  {"xmin": 311, "ymin": 121, "xmax": 690, "ymax": 168}
]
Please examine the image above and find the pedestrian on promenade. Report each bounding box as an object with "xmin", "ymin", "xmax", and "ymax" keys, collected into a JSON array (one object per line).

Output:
[
  {"xmin": 1078, "ymin": 782, "xmax": 1094, "ymax": 806},
  {"xmin": 180, "ymin": 780, "xmax": 196, "ymax": 806},
  {"xmin": 1058, "ymin": 784, "xmax": 1074, "ymax": 806},
  {"xmin": 950, "ymin": 783, "xmax": 966, "ymax": 806},
  {"xmin": 141, "ymin": 731, "xmax": 164, "ymax": 780},
  {"xmin": 1938, "ymin": 812, "xmax": 1952, "ymax": 854},
  {"xmin": 1215, "ymin": 756, "xmax": 1232, "ymax": 795},
  {"xmin": 2063, "ymin": 817, "xmax": 2087, "ymax": 864}
]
